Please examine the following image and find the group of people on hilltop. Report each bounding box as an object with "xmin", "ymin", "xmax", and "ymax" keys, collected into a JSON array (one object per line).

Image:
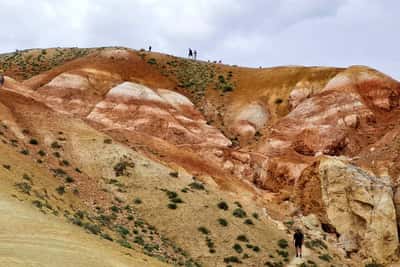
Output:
[{"xmin": 188, "ymin": 48, "xmax": 197, "ymax": 60}]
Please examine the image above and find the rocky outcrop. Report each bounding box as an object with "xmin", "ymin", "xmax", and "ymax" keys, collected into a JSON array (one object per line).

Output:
[{"xmin": 319, "ymin": 157, "xmax": 398, "ymax": 263}]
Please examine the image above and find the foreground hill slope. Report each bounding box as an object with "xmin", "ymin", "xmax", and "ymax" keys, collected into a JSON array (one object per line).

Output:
[{"xmin": 1, "ymin": 47, "xmax": 400, "ymax": 266}]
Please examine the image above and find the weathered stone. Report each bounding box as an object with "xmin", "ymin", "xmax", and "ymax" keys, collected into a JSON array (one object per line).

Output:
[{"xmin": 319, "ymin": 157, "xmax": 398, "ymax": 263}]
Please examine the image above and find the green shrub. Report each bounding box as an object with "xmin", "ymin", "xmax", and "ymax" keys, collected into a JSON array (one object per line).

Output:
[
  {"xmin": 233, "ymin": 243, "xmax": 243, "ymax": 253},
  {"xmin": 110, "ymin": 205, "xmax": 120, "ymax": 213},
  {"xmin": 20, "ymin": 149, "xmax": 29, "ymax": 155},
  {"xmin": 103, "ymin": 138, "xmax": 112, "ymax": 144},
  {"xmin": 252, "ymin": 212, "xmax": 259, "ymax": 219},
  {"xmin": 169, "ymin": 171, "xmax": 178, "ymax": 177},
  {"xmin": 237, "ymin": 235, "xmax": 249, "ymax": 242},
  {"xmin": 318, "ymin": 254, "xmax": 332, "ymax": 262},
  {"xmin": 116, "ymin": 225, "xmax": 130, "ymax": 236},
  {"xmin": 38, "ymin": 150, "xmax": 46, "ymax": 156},
  {"xmin": 51, "ymin": 141, "xmax": 62, "ymax": 149},
  {"xmin": 134, "ymin": 236, "xmax": 145, "ymax": 245},
  {"xmin": 244, "ymin": 219, "xmax": 254, "ymax": 225},
  {"xmin": 65, "ymin": 176, "xmax": 75, "ymax": 183},
  {"xmin": 198, "ymin": 227, "xmax": 210, "ymax": 235},
  {"xmin": 171, "ymin": 197, "xmax": 183, "ymax": 203},
  {"xmin": 100, "ymin": 233, "xmax": 113, "ymax": 241},
  {"xmin": 278, "ymin": 239, "xmax": 288, "ymax": 249},
  {"xmin": 274, "ymin": 98, "xmax": 283, "ymax": 104},
  {"xmin": 56, "ymin": 186, "xmax": 65, "ymax": 195},
  {"xmin": 276, "ymin": 249, "xmax": 288, "ymax": 258},
  {"xmin": 117, "ymin": 239, "xmax": 132, "ymax": 249},
  {"xmin": 147, "ymin": 58, "xmax": 157, "ymax": 65},
  {"xmin": 223, "ymin": 256, "xmax": 241, "ymax": 263},
  {"xmin": 167, "ymin": 203, "xmax": 177, "ymax": 209},
  {"xmin": 29, "ymin": 139, "xmax": 38, "ymax": 145},
  {"xmin": 83, "ymin": 222, "xmax": 101, "ymax": 235},
  {"xmin": 188, "ymin": 182, "xmax": 205, "ymax": 190},
  {"xmin": 53, "ymin": 152, "xmax": 61, "ymax": 158},
  {"xmin": 217, "ymin": 201, "xmax": 229, "ymax": 210},
  {"xmin": 252, "ymin": 246, "xmax": 260, "ymax": 252},
  {"xmin": 233, "ymin": 208, "xmax": 247, "ymax": 218},
  {"xmin": 15, "ymin": 182, "xmax": 31, "ymax": 194},
  {"xmin": 133, "ymin": 197, "xmax": 142, "ymax": 204},
  {"xmin": 218, "ymin": 218, "xmax": 228, "ymax": 226}
]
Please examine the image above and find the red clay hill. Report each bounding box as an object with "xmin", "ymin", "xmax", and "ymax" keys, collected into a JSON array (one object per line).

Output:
[{"xmin": 1, "ymin": 46, "xmax": 400, "ymax": 265}]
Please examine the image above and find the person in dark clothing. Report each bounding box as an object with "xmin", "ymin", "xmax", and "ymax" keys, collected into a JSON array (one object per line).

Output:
[
  {"xmin": 293, "ymin": 228, "xmax": 304, "ymax": 257},
  {"xmin": 188, "ymin": 48, "xmax": 193, "ymax": 58},
  {"xmin": 193, "ymin": 50, "xmax": 197, "ymax": 60},
  {"xmin": 0, "ymin": 74, "xmax": 4, "ymax": 87},
  {"xmin": 148, "ymin": 46, "xmax": 152, "ymax": 52}
]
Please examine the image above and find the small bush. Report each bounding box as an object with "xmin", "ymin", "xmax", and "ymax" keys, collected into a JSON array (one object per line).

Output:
[
  {"xmin": 117, "ymin": 239, "xmax": 132, "ymax": 249},
  {"xmin": 169, "ymin": 171, "xmax": 179, "ymax": 177},
  {"xmin": 318, "ymin": 254, "xmax": 332, "ymax": 262},
  {"xmin": 20, "ymin": 149, "xmax": 29, "ymax": 155},
  {"xmin": 224, "ymin": 256, "xmax": 241, "ymax": 264},
  {"xmin": 134, "ymin": 236, "xmax": 145, "ymax": 245},
  {"xmin": 188, "ymin": 182, "xmax": 205, "ymax": 190},
  {"xmin": 61, "ymin": 159, "xmax": 70, "ymax": 166},
  {"xmin": 53, "ymin": 152, "xmax": 61, "ymax": 158},
  {"xmin": 218, "ymin": 218, "xmax": 228, "ymax": 227},
  {"xmin": 276, "ymin": 250, "xmax": 288, "ymax": 258},
  {"xmin": 101, "ymin": 233, "xmax": 113, "ymax": 241},
  {"xmin": 133, "ymin": 197, "xmax": 142, "ymax": 204},
  {"xmin": 252, "ymin": 246, "xmax": 260, "ymax": 252},
  {"xmin": 233, "ymin": 243, "xmax": 243, "ymax": 253},
  {"xmin": 51, "ymin": 141, "xmax": 62, "ymax": 149},
  {"xmin": 103, "ymin": 138, "xmax": 112, "ymax": 144},
  {"xmin": 198, "ymin": 226, "xmax": 210, "ymax": 235},
  {"xmin": 244, "ymin": 219, "xmax": 254, "ymax": 225},
  {"xmin": 15, "ymin": 182, "xmax": 31, "ymax": 194},
  {"xmin": 278, "ymin": 239, "xmax": 288, "ymax": 249},
  {"xmin": 83, "ymin": 223, "xmax": 101, "ymax": 235},
  {"xmin": 110, "ymin": 205, "xmax": 120, "ymax": 213},
  {"xmin": 38, "ymin": 150, "xmax": 46, "ymax": 156},
  {"xmin": 168, "ymin": 203, "xmax": 177, "ymax": 209},
  {"xmin": 29, "ymin": 139, "xmax": 38, "ymax": 145},
  {"xmin": 147, "ymin": 58, "xmax": 157, "ymax": 65},
  {"xmin": 65, "ymin": 176, "xmax": 75, "ymax": 183},
  {"xmin": 171, "ymin": 197, "xmax": 183, "ymax": 203},
  {"xmin": 274, "ymin": 98, "xmax": 283, "ymax": 104},
  {"xmin": 56, "ymin": 186, "xmax": 65, "ymax": 195},
  {"xmin": 233, "ymin": 208, "xmax": 247, "ymax": 218},
  {"xmin": 237, "ymin": 235, "xmax": 249, "ymax": 242},
  {"xmin": 252, "ymin": 212, "xmax": 259, "ymax": 219},
  {"xmin": 217, "ymin": 201, "xmax": 229, "ymax": 210},
  {"xmin": 116, "ymin": 225, "xmax": 130, "ymax": 236}
]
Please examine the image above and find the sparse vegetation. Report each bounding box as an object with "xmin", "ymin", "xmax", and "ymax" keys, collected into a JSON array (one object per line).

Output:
[
  {"xmin": 318, "ymin": 254, "xmax": 332, "ymax": 262},
  {"xmin": 218, "ymin": 218, "xmax": 228, "ymax": 227},
  {"xmin": 233, "ymin": 208, "xmax": 247, "ymax": 218},
  {"xmin": 29, "ymin": 138, "xmax": 38, "ymax": 145},
  {"xmin": 278, "ymin": 239, "xmax": 288, "ymax": 249},
  {"xmin": 217, "ymin": 201, "xmax": 229, "ymax": 210}
]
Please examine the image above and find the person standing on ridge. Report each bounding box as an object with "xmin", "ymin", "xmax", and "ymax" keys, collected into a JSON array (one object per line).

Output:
[
  {"xmin": 188, "ymin": 48, "xmax": 193, "ymax": 58},
  {"xmin": 194, "ymin": 50, "xmax": 197, "ymax": 60},
  {"xmin": 148, "ymin": 45, "xmax": 152, "ymax": 52},
  {"xmin": 293, "ymin": 228, "xmax": 304, "ymax": 258},
  {"xmin": 0, "ymin": 70, "xmax": 4, "ymax": 87}
]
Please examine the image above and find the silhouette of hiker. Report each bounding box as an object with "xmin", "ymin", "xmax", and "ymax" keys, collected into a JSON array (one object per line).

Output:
[
  {"xmin": 194, "ymin": 50, "xmax": 197, "ymax": 60},
  {"xmin": 0, "ymin": 71, "xmax": 4, "ymax": 86},
  {"xmin": 148, "ymin": 46, "xmax": 152, "ymax": 52},
  {"xmin": 293, "ymin": 228, "xmax": 304, "ymax": 258},
  {"xmin": 188, "ymin": 48, "xmax": 193, "ymax": 58}
]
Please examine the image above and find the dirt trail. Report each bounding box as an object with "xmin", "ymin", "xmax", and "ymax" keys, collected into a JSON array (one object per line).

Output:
[{"xmin": 287, "ymin": 246, "xmax": 311, "ymax": 267}]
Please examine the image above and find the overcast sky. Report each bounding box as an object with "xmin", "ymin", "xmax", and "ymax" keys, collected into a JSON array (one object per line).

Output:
[{"xmin": 1, "ymin": 0, "xmax": 399, "ymax": 79}]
